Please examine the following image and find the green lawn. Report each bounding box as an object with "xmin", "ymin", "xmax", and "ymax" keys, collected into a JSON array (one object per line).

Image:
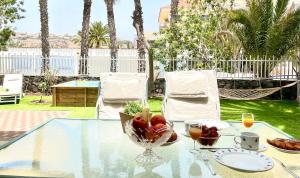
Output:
[{"xmin": 0, "ymin": 95, "xmax": 300, "ymax": 139}]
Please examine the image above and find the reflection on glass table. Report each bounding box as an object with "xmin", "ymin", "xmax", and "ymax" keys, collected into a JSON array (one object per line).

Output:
[{"xmin": 0, "ymin": 119, "xmax": 298, "ymax": 178}]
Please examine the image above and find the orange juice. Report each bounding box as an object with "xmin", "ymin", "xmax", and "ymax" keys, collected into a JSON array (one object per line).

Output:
[
  {"xmin": 189, "ymin": 128, "xmax": 202, "ymax": 140},
  {"xmin": 243, "ymin": 119, "xmax": 254, "ymax": 128}
]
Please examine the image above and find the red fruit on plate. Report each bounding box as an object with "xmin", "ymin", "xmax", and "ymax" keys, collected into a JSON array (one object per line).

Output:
[
  {"xmin": 132, "ymin": 116, "xmax": 148, "ymax": 131},
  {"xmin": 151, "ymin": 115, "xmax": 166, "ymax": 126}
]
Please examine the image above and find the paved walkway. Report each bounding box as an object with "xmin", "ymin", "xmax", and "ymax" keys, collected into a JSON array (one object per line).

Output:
[{"xmin": 0, "ymin": 110, "xmax": 69, "ymax": 142}]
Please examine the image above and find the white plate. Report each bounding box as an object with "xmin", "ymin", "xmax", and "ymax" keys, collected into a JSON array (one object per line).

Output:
[
  {"xmin": 214, "ymin": 148, "xmax": 273, "ymax": 172},
  {"xmin": 185, "ymin": 119, "xmax": 230, "ymax": 130},
  {"xmin": 269, "ymin": 144, "xmax": 300, "ymax": 154}
]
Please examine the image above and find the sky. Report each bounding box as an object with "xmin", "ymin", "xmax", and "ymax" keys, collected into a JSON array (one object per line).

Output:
[{"xmin": 13, "ymin": 0, "xmax": 171, "ymax": 41}]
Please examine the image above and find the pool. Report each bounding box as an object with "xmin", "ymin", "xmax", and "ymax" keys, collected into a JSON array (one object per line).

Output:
[{"xmin": 51, "ymin": 80, "xmax": 100, "ymax": 107}]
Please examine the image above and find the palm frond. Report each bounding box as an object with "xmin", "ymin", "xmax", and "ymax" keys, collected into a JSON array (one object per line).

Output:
[
  {"xmin": 228, "ymin": 9, "xmax": 257, "ymax": 55},
  {"xmin": 274, "ymin": 0, "xmax": 289, "ymax": 22},
  {"xmin": 267, "ymin": 8, "xmax": 300, "ymax": 57},
  {"xmin": 255, "ymin": 0, "xmax": 273, "ymax": 54}
]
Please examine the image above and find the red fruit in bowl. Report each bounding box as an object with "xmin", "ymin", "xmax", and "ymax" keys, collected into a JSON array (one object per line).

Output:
[
  {"xmin": 132, "ymin": 117, "xmax": 148, "ymax": 131},
  {"xmin": 151, "ymin": 115, "xmax": 166, "ymax": 126},
  {"xmin": 210, "ymin": 126, "xmax": 218, "ymax": 132},
  {"xmin": 202, "ymin": 125, "xmax": 208, "ymax": 134},
  {"xmin": 153, "ymin": 123, "xmax": 167, "ymax": 134},
  {"xmin": 201, "ymin": 133, "xmax": 209, "ymax": 138},
  {"xmin": 210, "ymin": 130, "xmax": 219, "ymax": 137}
]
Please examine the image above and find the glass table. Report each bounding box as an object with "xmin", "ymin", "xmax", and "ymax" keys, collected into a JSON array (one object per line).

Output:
[{"xmin": 0, "ymin": 119, "xmax": 299, "ymax": 178}]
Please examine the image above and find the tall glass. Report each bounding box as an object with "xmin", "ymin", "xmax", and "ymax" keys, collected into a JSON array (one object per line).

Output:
[
  {"xmin": 189, "ymin": 123, "xmax": 202, "ymax": 153},
  {"xmin": 242, "ymin": 113, "xmax": 254, "ymax": 128}
]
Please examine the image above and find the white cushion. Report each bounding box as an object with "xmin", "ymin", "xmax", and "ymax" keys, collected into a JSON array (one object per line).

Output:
[
  {"xmin": 166, "ymin": 71, "xmax": 208, "ymax": 96},
  {"xmin": 101, "ymin": 79, "xmax": 143, "ymax": 102}
]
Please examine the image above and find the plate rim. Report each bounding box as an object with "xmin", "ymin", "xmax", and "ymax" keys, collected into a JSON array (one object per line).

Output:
[{"xmin": 214, "ymin": 148, "xmax": 274, "ymax": 172}]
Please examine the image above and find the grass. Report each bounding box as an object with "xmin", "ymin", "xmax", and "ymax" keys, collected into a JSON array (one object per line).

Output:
[{"xmin": 0, "ymin": 95, "xmax": 300, "ymax": 139}]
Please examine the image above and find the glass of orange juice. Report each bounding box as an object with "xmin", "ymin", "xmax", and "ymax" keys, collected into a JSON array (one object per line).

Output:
[
  {"xmin": 242, "ymin": 113, "xmax": 254, "ymax": 128},
  {"xmin": 189, "ymin": 123, "xmax": 202, "ymax": 153}
]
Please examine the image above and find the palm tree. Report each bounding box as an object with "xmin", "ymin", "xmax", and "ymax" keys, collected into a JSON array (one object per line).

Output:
[
  {"xmin": 228, "ymin": 0, "xmax": 300, "ymax": 58},
  {"xmin": 170, "ymin": 0, "xmax": 179, "ymax": 25},
  {"xmin": 104, "ymin": 0, "xmax": 118, "ymax": 72},
  {"xmin": 89, "ymin": 21, "xmax": 109, "ymax": 48},
  {"xmin": 73, "ymin": 22, "xmax": 109, "ymax": 48},
  {"xmin": 39, "ymin": 0, "xmax": 50, "ymax": 73},
  {"xmin": 80, "ymin": 0, "xmax": 92, "ymax": 74},
  {"xmin": 133, "ymin": 0, "xmax": 146, "ymax": 72}
]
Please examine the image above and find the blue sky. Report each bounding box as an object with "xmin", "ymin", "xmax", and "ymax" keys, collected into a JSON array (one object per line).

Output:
[{"xmin": 13, "ymin": 0, "xmax": 170, "ymax": 41}]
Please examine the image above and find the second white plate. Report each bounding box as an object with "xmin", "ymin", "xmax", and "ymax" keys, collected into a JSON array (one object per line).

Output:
[{"xmin": 214, "ymin": 148, "xmax": 273, "ymax": 172}]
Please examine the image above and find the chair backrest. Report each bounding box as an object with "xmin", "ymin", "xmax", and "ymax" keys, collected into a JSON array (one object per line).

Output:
[
  {"xmin": 96, "ymin": 73, "xmax": 148, "ymax": 119},
  {"xmin": 163, "ymin": 70, "xmax": 220, "ymax": 121},
  {"xmin": 3, "ymin": 74, "xmax": 23, "ymax": 97},
  {"xmin": 100, "ymin": 73, "xmax": 148, "ymax": 103}
]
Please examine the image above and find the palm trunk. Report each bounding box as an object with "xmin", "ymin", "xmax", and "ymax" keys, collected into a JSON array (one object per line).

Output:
[
  {"xmin": 80, "ymin": 0, "xmax": 92, "ymax": 75},
  {"xmin": 105, "ymin": 0, "xmax": 118, "ymax": 72},
  {"xmin": 39, "ymin": 0, "xmax": 50, "ymax": 74},
  {"xmin": 133, "ymin": 0, "xmax": 146, "ymax": 73},
  {"xmin": 297, "ymin": 58, "xmax": 300, "ymax": 105},
  {"xmin": 170, "ymin": 0, "xmax": 179, "ymax": 25}
]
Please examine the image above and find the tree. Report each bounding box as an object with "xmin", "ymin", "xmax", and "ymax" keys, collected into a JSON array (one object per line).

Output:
[
  {"xmin": 39, "ymin": 0, "xmax": 50, "ymax": 73},
  {"xmin": 170, "ymin": 0, "xmax": 179, "ymax": 25},
  {"xmin": 0, "ymin": 0, "xmax": 24, "ymax": 51},
  {"xmin": 80, "ymin": 0, "xmax": 92, "ymax": 74},
  {"xmin": 104, "ymin": 0, "xmax": 118, "ymax": 72},
  {"xmin": 0, "ymin": 27, "xmax": 14, "ymax": 51},
  {"xmin": 133, "ymin": 0, "xmax": 146, "ymax": 72},
  {"xmin": 152, "ymin": 0, "xmax": 229, "ymax": 71},
  {"xmin": 228, "ymin": 0, "xmax": 300, "ymax": 58},
  {"xmin": 89, "ymin": 21, "xmax": 109, "ymax": 48},
  {"xmin": 73, "ymin": 22, "xmax": 109, "ymax": 48}
]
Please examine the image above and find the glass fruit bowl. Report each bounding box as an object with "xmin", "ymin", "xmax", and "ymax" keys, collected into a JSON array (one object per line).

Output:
[
  {"xmin": 125, "ymin": 119, "xmax": 173, "ymax": 165},
  {"xmin": 198, "ymin": 136, "xmax": 220, "ymax": 147},
  {"xmin": 197, "ymin": 125, "xmax": 220, "ymax": 147}
]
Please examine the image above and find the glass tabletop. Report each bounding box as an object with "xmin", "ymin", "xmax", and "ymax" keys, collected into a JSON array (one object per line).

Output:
[{"xmin": 0, "ymin": 119, "xmax": 299, "ymax": 178}]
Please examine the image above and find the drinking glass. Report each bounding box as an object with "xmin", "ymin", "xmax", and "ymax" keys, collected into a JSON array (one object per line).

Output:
[
  {"xmin": 189, "ymin": 123, "xmax": 202, "ymax": 153},
  {"xmin": 242, "ymin": 113, "xmax": 254, "ymax": 128}
]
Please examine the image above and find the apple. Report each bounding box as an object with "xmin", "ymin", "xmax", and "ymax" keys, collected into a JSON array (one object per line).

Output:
[
  {"xmin": 153, "ymin": 123, "xmax": 167, "ymax": 134},
  {"xmin": 132, "ymin": 116, "xmax": 148, "ymax": 130},
  {"xmin": 132, "ymin": 116, "xmax": 148, "ymax": 138},
  {"xmin": 151, "ymin": 115, "xmax": 166, "ymax": 126}
]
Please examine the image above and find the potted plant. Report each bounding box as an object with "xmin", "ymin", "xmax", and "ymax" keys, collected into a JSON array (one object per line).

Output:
[{"xmin": 120, "ymin": 101, "xmax": 143, "ymax": 133}]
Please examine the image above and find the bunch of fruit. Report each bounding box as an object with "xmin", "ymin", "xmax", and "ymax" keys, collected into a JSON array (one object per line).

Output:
[
  {"xmin": 198, "ymin": 125, "xmax": 219, "ymax": 146},
  {"xmin": 131, "ymin": 109, "xmax": 177, "ymax": 143}
]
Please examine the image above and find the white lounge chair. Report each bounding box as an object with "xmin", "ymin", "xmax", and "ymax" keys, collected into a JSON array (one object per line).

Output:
[
  {"xmin": 96, "ymin": 73, "xmax": 148, "ymax": 119},
  {"xmin": 162, "ymin": 70, "xmax": 220, "ymax": 121},
  {"xmin": 0, "ymin": 74, "xmax": 23, "ymax": 104}
]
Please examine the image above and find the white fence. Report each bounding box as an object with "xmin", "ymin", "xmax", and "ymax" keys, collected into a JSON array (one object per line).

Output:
[
  {"xmin": 160, "ymin": 56, "xmax": 299, "ymax": 81},
  {"xmin": 1, "ymin": 48, "xmax": 299, "ymax": 80},
  {"xmin": 0, "ymin": 48, "xmax": 147, "ymax": 76}
]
